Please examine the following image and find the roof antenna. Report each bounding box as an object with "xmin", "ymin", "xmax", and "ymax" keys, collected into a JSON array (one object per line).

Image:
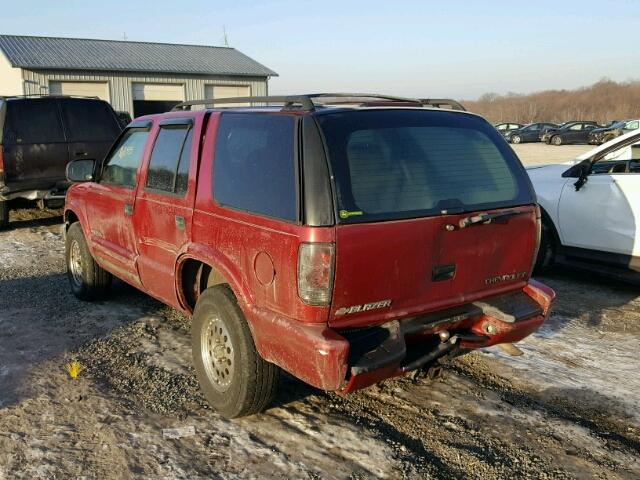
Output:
[
  {"xmin": 123, "ymin": 32, "xmax": 128, "ymax": 41},
  {"xmin": 222, "ymin": 26, "xmax": 229, "ymax": 47}
]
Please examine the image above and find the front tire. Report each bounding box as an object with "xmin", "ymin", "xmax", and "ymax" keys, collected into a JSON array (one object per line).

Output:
[
  {"xmin": 511, "ymin": 134, "xmax": 522, "ymax": 144},
  {"xmin": 192, "ymin": 286, "xmax": 280, "ymax": 418},
  {"xmin": 0, "ymin": 201, "xmax": 8, "ymax": 229},
  {"xmin": 551, "ymin": 135, "xmax": 563, "ymax": 146},
  {"xmin": 65, "ymin": 222, "xmax": 112, "ymax": 300},
  {"xmin": 534, "ymin": 219, "xmax": 556, "ymax": 273}
]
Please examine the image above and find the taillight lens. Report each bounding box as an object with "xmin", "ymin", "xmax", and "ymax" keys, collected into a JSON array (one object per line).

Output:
[
  {"xmin": 297, "ymin": 242, "xmax": 335, "ymax": 305},
  {"xmin": 530, "ymin": 206, "xmax": 542, "ymax": 274}
]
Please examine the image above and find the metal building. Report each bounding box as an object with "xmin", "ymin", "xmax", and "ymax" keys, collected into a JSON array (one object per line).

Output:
[{"xmin": 0, "ymin": 35, "xmax": 277, "ymax": 117}]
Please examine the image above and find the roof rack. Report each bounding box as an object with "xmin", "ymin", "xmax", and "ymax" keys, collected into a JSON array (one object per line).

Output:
[
  {"xmin": 0, "ymin": 94, "xmax": 101, "ymax": 100},
  {"xmin": 419, "ymin": 98, "xmax": 466, "ymax": 111},
  {"xmin": 171, "ymin": 93, "xmax": 466, "ymax": 112}
]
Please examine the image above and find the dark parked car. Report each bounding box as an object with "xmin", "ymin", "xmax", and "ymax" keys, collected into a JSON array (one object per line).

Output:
[
  {"xmin": 503, "ymin": 122, "xmax": 558, "ymax": 144},
  {"xmin": 588, "ymin": 119, "xmax": 640, "ymax": 145},
  {"xmin": 494, "ymin": 122, "xmax": 523, "ymax": 135},
  {"xmin": 542, "ymin": 121, "xmax": 600, "ymax": 145},
  {"xmin": 0, "ymin": 95, "xmax": 122, "ymax": 227}
]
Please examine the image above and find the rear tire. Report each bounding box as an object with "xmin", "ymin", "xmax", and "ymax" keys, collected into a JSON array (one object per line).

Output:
[
  {"xmin": 0, "ymin": 201, "xmax": 8, "ymax": 229},
  {"xmin": 65, "ymin": 222, "xmax": 112, "ymax": 300},
  {"xmin": 192, "ymin": 285, "xmax": 280, "ymax": 418},
  {"xmin": 551, "ymin": 135, "xmax": 563, "ymax": 146}
]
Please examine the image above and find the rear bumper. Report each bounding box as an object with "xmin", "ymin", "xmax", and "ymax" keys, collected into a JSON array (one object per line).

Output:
[{"xmin": 246, "ymin": 280, "xmax": 555, "ymax": 393}]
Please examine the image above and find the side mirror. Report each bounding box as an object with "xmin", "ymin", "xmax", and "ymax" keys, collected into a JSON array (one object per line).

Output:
[
  {"xmin": 573, "ymin": 163, "xmax": 590, "ymax": 191},
  {"xmin": 66, "ymin": 158, "xmax": 96, "ymax": 183}
]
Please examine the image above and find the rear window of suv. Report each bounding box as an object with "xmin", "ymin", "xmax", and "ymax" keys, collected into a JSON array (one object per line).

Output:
[{"xmin": 316, "ymin": 109, "xmax": 533, "ymax": 222}]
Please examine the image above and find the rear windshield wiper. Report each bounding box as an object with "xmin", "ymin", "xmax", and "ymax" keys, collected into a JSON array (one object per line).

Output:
[{"xmin": 458, "ymin": 209, "xmax": 525, "ymax": 229}]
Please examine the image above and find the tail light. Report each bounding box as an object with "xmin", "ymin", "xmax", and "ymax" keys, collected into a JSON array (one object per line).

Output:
[
  {"xmin": 297, "ymin": 242, "xmax": 335, "ymax": 305},
  {"xmin": 530, "ymin": 206, "xmax": 542, "ymax": 274}
]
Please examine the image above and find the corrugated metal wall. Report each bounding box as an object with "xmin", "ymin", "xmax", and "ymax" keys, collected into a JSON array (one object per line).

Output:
[{"xmin": 21, "ymin": 68, "xmax": 268, "ymax": 115}]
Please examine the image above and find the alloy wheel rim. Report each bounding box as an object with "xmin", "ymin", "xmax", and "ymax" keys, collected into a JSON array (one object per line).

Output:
[
  {"xmin": 201, "ymin": 315, "xmax": 235, "ymax": 392},
  {"xmin": 69, "ymin": 240, "xmax": 83, "ymax": 287}
]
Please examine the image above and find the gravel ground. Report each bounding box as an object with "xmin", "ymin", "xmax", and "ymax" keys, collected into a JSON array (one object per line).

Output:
[
  {"xmin": 0, "ymin": 146, "xmax": 638, "ymax": 479},
  {"xmin": 510, "ymin": 143, "xmax": 593, "ymax": 166}
]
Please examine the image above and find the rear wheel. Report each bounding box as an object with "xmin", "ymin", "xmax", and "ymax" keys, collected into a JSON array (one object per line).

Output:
[
  {"xmin": 65, "ymin": 222, "xmax": 112, "ymax": 300},
  {"xmin": 192, "ymin": 285, "xmax": 280, "ymax": 418},
  {"xmin": 551, "ymin": 135, "xmax": 563, "ymax": 146},
  {"xmin": 0, "ymin": 201, "xmax": 8, "ymax": 229},
  {"xmin": 511, "ymin": 134, "xmax": 522, "ymax": 144}
]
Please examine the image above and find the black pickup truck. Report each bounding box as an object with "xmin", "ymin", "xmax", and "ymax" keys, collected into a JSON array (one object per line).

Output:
[{"xmin": 0, "ymin": 95, "xmax": 122, "ymax": 227}]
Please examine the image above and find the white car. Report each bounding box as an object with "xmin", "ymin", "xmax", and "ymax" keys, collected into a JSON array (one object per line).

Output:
[{"xmin": 527, "ymin": 128, "xmax": 640, "ymax": 283}]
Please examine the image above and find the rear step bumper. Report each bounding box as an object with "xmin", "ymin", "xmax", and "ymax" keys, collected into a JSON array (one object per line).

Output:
[{"xmin": 247, "ymin": 279, "xmax": 555, "ymax": 393}]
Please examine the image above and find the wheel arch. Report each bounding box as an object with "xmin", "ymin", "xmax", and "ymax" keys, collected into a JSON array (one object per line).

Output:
[
  {"xmin": 539, "ymin": 205, "xmax": 561, "ymax": 246},
  {"xmin": 175, "ymin": 250, "xmax": 251, "ymax": 314}
]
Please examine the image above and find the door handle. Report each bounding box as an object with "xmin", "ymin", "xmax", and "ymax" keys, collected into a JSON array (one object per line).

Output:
[
  {"xmin": 175, "ymin": 215, "xmax": 185, "ymax": 230},
  {"xmin": 124, "ymin": 204, "xmax": 133, "ymax": 216},
  {"xmin": 74, "ymin": 151, "xmax": 88, "ymax": 156}
]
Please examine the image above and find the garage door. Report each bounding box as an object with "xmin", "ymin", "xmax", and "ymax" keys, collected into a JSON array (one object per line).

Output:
[
  {"xmin": 131, "ymin": 83, "xmax": 185, "ymax": 117},
  {"xmin": 132, "ymin": 83, "xmax": 185, "ymax": 101},
  {"xmin": 49, "ymin": 81, "xmax": 110, "ymax": 101},
  {"xmin": 204, "ymin": 85, "xmax": 250, "ymax": 107}
]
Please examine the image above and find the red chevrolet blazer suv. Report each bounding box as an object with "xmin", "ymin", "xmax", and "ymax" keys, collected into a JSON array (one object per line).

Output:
[{"xmin": 63, "ymin": 94, "xmax": 555, "ymax": 418}]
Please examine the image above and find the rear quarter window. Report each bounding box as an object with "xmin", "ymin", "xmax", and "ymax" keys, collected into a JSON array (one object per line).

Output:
[
  {"xmin": 60, "ymin": 99, "xmax": 121, "ymax": 142},
  {"xmin": 2, "ymin": 99, "xmax": 64, "ymax": 144},
  {"xmin": 317, "ymin": 109, "xmax": 533, "ymax": 222},
  {"xmin": 212, "ymin": 113, "xmax": 297, "ymax": 222}
]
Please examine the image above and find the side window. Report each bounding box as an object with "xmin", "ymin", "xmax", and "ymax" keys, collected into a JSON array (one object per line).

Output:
[
  {"xmin": 59, "ymin": 99, "xmax": 121, "ymax": 142},
  {"xmin": 213, "ymin": 113, "xmax": 297, "ymax": 221},
  {"xmin": 2, "ymin": 99, "xmax": 64, "ymax": 144},
  {"xmin": 530, "ymin": 124, "xmax": 541, "ymax": 131},
  {"xmin": 101, "ymin": 128, "xmax": 150, "ymax": 188},
  {"xmin": 626, "ymin": 121, "xmax": 639, "ymax": 130},
  {"xmin": 145, "ymin": 125, "xmax": 192, "ymax": 195},
  {"xmin": 569, "ymin": 124, "xmax": 582, "ymax": 131}
]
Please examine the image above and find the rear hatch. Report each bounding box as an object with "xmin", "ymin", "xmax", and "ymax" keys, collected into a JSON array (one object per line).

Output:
[{"xmin": 315, "ymin": 109, "xmax": 538, "ymax": 328}]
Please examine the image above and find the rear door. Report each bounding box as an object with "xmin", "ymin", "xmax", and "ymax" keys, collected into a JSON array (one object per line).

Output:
[
  {"xmin": 85, "ymin": 123, "xmax": 152, "ymax": 285},
  {"xmin": 133, "ymin": 117, "xmax": 198, "ymax": 304},
  {"xmin": 1, "ymin": 98, "xmax": 67, "ymax": 190},
  {"xmin": 316, "ymin": 109, "xmax": 537, "ymax": 327},
  {"xmin": 523, "ymin": 123, "xmax": 541, "ymax": 141},
  {"xmin": 58, "ymin": 98, "xmax": 122, "ymax": 165}
]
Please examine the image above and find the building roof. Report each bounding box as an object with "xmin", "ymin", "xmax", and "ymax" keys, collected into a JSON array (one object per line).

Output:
[{"xmin": 0, "ymin": 35, "xmax": 278, "ymax": 77}]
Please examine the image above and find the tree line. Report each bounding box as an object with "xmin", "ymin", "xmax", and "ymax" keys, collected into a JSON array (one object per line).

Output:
[{"xmin": 462, "ymin": 79, "xmax": 640, "ymax": 125}]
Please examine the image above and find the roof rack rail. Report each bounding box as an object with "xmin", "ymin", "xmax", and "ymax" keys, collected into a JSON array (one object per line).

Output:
[
  {"xmin": 172, "ymin": 93, "xmax": 466, "ymax": 112},
  {"xmin": 419, "ymin": 98, "xmax": 466, "ymax": 111},
  {"xmin": 0, "ymin": 94, "xmax": 101, "ymax": 100},
  {"xmin": 172, "ymin": 96, "xmax": 315, "ymax": 112}
]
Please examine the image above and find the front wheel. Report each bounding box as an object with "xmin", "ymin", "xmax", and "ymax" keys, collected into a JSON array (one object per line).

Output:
[
  {"xmin": 551, "ymin": 135, "xmax": 563, "ymax": 146},
  {"xmin": 534, "ymin": 219, "xmax": 556, "ymax": 273},
  {"xmin": 192, "ymin": 286, "xmax": 280, "ymax": 418},
  {"xmin": 511, "ymin": 135, "xmax": 522, "ymax": 144},
  {"xmin": 65, "ymin": 222, "xmax": 112, "ymax": 300}
]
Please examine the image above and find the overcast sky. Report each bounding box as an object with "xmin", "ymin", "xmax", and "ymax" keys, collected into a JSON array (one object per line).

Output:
[{"xmin": 3, "ymin": 0, "xmax": 639, "ymax": 99}]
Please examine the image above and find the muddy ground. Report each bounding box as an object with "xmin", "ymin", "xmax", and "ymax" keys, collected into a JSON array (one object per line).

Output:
[{"xmin": 0, "ymin": 145, "xmax": 638, "ymax": 479}]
